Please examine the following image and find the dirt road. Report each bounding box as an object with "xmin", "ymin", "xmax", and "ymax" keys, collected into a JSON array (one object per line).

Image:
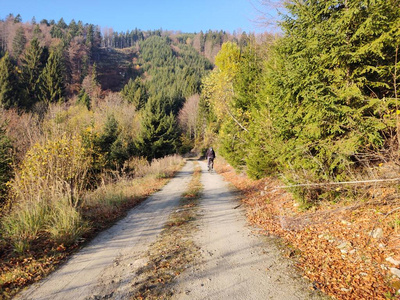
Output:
[
  {"xmin": 16, "ymin": 160, "xmax": 325, "ymax": 300},
  {"xmin": 172, "ymin": 162, "xmax": 324, "ymax": 300}
]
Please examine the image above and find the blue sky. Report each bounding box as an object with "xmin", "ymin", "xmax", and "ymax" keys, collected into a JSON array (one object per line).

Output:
[{"xmin": 1, "ymin": 0, "xmax": 279, "ymax": 34}]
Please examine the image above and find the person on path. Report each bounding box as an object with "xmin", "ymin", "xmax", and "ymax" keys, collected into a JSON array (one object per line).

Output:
[{"xmin": 206, "ymin": 147, "xmax": 215, "ymax": 171}]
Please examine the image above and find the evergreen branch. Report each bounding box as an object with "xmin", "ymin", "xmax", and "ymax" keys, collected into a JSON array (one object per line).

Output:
[{"xmin": 273, "ymin": 177, "xmax": 400, "ymax": 190}]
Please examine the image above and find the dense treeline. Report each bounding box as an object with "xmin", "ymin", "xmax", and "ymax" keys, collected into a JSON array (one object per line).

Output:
[
  {"xmin": 200, "ymin": 0, "xmax": 400, "ymax": 203},
  {"xmin": 0, "ymin": 13, "xmax": 251, "ymax": 104}
]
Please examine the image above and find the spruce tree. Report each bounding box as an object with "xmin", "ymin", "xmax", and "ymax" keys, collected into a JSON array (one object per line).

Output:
[
  {"xmin": 68, "ymin": 19, "xmax": 79, "ymax": 38},
  {"xmin": 33, "ymin": 24, "xmax": 42, "ymax": 38},
  {"xmin": 12, "ymin": 26, "xmax": 26, "ymax": 59},
  {"xmin": 137, "ymin": 96, "xmax": 180, "ymax": 160},
  {"xmin": 249, "ymin": 0, "xmax": 400, "ymax": 182},
  {"xmin": 20, "ymin": 38, "xmax": 46, "ymax": 109},
  {"xmin": 0, "ymin": 124, "xmax": 12, "ymax": 205},
  {"xmin": 121, "ymin": 77, "xmax": 147, "ymax": 110},
  {"xmin": 86, "ymin": 24, "xmax": 94, "ymax": 47},
  {"xmin": 77, "ymin": 89, "xmax": 91, "ymax": 110},
  {"xmin": 0, "ymin": 52, "xmax": 19, "ymax": 109},
  {"xmin": 39, "ymin": 48, "xmax": 65, "ymax": 104}
]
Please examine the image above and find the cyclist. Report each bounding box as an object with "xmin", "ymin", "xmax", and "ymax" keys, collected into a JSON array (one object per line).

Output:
[{"xmin": 206, "ymin": 147, "xmax": 216, "ymax": 171}]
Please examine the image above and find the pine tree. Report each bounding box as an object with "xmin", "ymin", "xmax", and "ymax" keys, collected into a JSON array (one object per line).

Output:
[
  {"xmin": 39, "ymin": 48, "xmax": 65, "ymax": 104},
  {"xmin": 0, "ymin": 123, "xmax": 12, "ymax": 204},
  {"xmin": 0, "ymin": 52, "xmax": 20, "ymax": 109},
  {"xmin": 12, "ymin": 26, "xmax": 26, "ymax": 59},
  {"xmin": 20, "ymin": 38, "xmax": 46, "ymax": 109},
  {"xmin": 137, "ymin": 96, "xmax": 180, "ymax": 160},
  {"xmin": 121, "ymin": 77, "xmax": 147, "ymax": 110}
]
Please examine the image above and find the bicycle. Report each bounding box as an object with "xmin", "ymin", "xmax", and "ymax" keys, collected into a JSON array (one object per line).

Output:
[{"xmin": 207, "ymin": 157, "xmax": 214, "ymax": 171}]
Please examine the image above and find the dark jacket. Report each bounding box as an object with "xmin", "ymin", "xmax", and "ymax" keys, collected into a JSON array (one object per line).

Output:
[{"xmin": 206, "ymin": 148, "xmax": 215, "ymax": 159}]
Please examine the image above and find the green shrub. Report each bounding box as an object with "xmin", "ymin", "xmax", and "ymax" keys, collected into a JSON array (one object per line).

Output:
[{"xmin": 0, "ymin": 124, "xmax": 13, "ymax": 205}]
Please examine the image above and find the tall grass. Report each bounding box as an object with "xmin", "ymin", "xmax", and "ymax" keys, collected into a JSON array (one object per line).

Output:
[
  {"xmin": 46, "ymin": 200, "xmax": 88, "ymax": 245},
  {"xmin": 1, "ymin": 154, "xmax": 184, "ymax": 253},
  {"xmin": 84, "ymin": 154, "xmax": 184, "ymax": 214},
  {"xmin": 130, "ymin": 154, "xmax": 184, "ymax": 178},
  {"xmin": 2, "ymin": 201, "xmax": 49, "ymax": 253},
  {"xmin": 2, "ymin": 199, "xmax": 88, "ymax": 252}
]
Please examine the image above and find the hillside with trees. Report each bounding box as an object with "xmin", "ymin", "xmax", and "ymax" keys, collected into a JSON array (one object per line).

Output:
[
  {"xmin": 0, "ymin": 13, "xmax": 247, "ymax": 297},
  {"xmin": 2, "ymin": 0, "xmax": 400, "ymax": 298}
]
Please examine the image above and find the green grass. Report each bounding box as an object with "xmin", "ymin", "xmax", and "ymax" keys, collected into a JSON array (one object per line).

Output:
[
  {"xmin": 46, "ymin": 200, "xmax": 89, "ymax": 245},
  {"xmin": 2, "ymin": 201, "xmax": 49, "ymax": 253}
]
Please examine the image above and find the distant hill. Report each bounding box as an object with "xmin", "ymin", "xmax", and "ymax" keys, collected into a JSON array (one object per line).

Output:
[{"xmin": 0, "ymin": 14, "xmax": 253, "ymax": 95}]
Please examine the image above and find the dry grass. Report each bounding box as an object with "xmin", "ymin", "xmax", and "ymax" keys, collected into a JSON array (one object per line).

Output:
[
  {"xmin": 0, "ymin": 155, "xmax": 184, "ymax": 299},
  {"xmin": 130, "ymin": 162, "xmax": 202, "ymax": 300}
]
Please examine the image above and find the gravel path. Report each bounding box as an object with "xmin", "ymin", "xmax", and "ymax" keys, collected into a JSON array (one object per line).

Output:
[
  {"xmin": 172, "ymin": 161, "xmax": 325, "ymax": 300},
  {"xmin": 15, "ymin": 162, "xmax": 194, "ymax": 300},
  {"xmin": 15, "ymin": 160, "xmax": 326, "ymax": 300}
]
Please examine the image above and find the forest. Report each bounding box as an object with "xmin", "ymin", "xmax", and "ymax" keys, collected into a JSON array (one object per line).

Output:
[
  {"xmin": 1, "ymin": 0, "xmax": 400, "ymax": 297},
  {"xmin": 200, "ymin": 0, "xmax": 400, "ymax": 203}
]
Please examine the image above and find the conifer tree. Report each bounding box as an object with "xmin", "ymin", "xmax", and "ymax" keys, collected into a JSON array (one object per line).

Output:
[
  {"xmin": 0, "ymin": 124, "xmax": 12, "ymax": 204},
  {"xmin": 249, "ymin": 0, "xmax": 400, "ymax": 182},
  {"xmin": 33, "ymin": 24, "xmax": 42, "ymax": 38},
  {"xmin": 86, "ymin": 24, "xmax": 94, "ymax": 47},
  {"xmin": 220, "ymin": 42, "xmax": 263, "ymax": 169},
  {"xmin": 20, "ymin": 38, "xmax": 46, "ymax": 109},
  {"xmin": 39, "ymin": 48, "xmax": 65, "ymax": 104},
  {"xmin": 98, "ymin": 113, "xmax": 120, "ymax": 168},
  {"xmin": 12, "ymin": 26, "xmax": 26, "ymax": 59},
  {"xmin": 121, "ymin": 77, "xmax": 147, "ymax": 110},
  {"xmin": 68, "ymin": 19, "xmax": 79, "ymax": 38},
  {"xmin": 50, "ymin": 25, "xmax": 64, "ymax": 39},
  {"xmin": 0, "ymin": 52, "xmax": 19, "ymax": 109},
  {"xmin": 137, "ymin": 96, "xmax": 180, "ymax": 160},
  {"xmin": 57, "ymin": 18, "xmax": 68, "ymax": 29},
  {"xmin": 77, "ymin": 88, "xmax": 91, "ymax": 110}
]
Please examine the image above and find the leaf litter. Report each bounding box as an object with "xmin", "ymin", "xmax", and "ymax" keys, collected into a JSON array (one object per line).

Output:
[{"xmin": 215, "ymin": 160, "xmax": 400, "ymax": 300}]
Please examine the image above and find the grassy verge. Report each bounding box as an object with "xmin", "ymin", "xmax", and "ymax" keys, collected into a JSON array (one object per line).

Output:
[
  {"xmin": 214, "ymin": 157, "xmax": 400, "ymax": 300},
  {"xmin": 0, "ymin": 156, "xmax": 184, "ymax": 300},
  {"xmin": 130, "ymin": 161, "xmax": 202, "ymax": 300}
]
